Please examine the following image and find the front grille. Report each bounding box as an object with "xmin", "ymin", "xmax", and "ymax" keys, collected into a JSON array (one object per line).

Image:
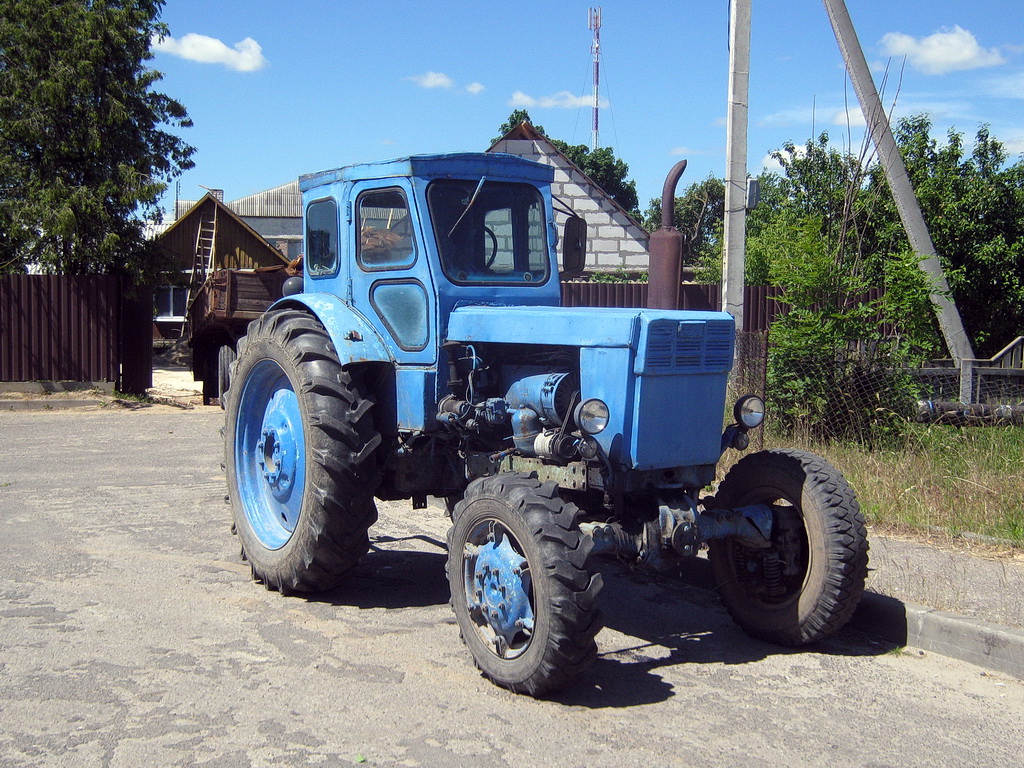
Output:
[{"xmin": 641, "ymin": 319, "xmax": 734, "ymax": 374}]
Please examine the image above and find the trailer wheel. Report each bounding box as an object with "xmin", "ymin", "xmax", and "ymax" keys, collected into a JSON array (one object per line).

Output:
[
  {"xmin": 217, "ymin": 343, "xmax": 236, "ymax": 408},
  {"xmin": 201, "ymin": 350, "xmax": 218, "ymax": 406},
  {"xmin": 708, "ymin": 449, "xmax": 868, "ymax": 646},
  {"xmin": 226, "ymin": 309, "xmax": 382, "ymax": 594},
  {"xmin": 447, "ymin": 473, "xmax": 603, "ymax": 697}
]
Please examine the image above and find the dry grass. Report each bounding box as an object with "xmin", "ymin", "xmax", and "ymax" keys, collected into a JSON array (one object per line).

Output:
[{"xmin": 719, "ymin": 424, "xmax": 1024, "ymax": 546}]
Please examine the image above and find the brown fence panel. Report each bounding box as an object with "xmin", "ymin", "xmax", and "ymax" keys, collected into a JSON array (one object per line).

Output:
[
  {"xmin": 561, "ymin": 281, "xmax": 648, "ymax": 308},
  {"xmin": 0, "ymin": 274, "xmax": 150, "ymax": 388},
  {"xmin": 561, "ymin": 281, "xmax": 783, "ymax": 323},
  {"xmin": 119, "ymin": 284, "xmax": 153, "ymax": 395}
]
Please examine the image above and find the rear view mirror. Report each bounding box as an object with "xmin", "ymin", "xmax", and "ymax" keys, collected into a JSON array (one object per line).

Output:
[{"xmin": 561, "ymin": 215, "xmax": 586, "ymax": 278}]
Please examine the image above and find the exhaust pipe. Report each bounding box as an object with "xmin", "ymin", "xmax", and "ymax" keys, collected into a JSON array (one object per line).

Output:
[{"xmin": 647, "ymin": 160, "xmax": 688, "ymax": 310}]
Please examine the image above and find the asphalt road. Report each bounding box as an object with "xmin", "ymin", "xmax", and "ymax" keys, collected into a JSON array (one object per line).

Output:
[{"xmin": 2, "ymin": 407, "xmax": 1023, "ymax": 768}]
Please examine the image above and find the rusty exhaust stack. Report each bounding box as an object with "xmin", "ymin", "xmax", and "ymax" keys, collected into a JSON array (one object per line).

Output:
[{"xmin": 647, "ymin": 159, "xmax": 688, "ymax": 310}]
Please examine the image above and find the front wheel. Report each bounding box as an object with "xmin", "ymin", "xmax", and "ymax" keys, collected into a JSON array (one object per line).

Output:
[
  {"xmin": 708, "ymin": 449, "xmax": 868, "ymax": 646},
  {"xmin": 447, "ymin": 473, "xmax": 603, "ymax": 697}
]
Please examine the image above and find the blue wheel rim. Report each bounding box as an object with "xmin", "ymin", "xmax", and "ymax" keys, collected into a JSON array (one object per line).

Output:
[
  {"xmin": 462, "ymin": 519, "xmax": 534, "ymax": 659},
  {"xmin": 234, "ymin": 359, "xmax": 307, "ymax": 550}
]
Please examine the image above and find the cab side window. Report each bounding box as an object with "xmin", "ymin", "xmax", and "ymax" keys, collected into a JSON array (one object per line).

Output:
[
  {"xmin": 357, "ymin": 188, "xmax": 416, "ymax": 270},
  {"xmin": 306, "ymin": 199, "xmax": 338, "ymax": 275}
]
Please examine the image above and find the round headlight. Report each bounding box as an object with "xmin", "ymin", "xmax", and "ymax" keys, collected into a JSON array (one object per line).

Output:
[
  {"xmin": 734, "ymin": 395, "xmax": 765, "ymax": 430},
  {"xmin": 575, "ymin": 398, "xmax": 609, "ymax": 435}
]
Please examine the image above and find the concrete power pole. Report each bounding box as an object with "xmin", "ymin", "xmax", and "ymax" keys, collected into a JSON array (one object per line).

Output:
[
  {"xmin": 722, "ymin": 0, "xmax": 751, "ymax": 329},
  {"xmin": 822, "ymin": 0, "xmax": 975, "ymax": 366}
]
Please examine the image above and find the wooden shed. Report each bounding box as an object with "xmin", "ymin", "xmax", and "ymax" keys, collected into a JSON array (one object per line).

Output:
[
  {"xmin": 158, "ymin": 192, "xmax": 291, "ymax": 274},
  {"xmin": 153, "ymin": 193, "xmax": 291, "ymax": 340}
]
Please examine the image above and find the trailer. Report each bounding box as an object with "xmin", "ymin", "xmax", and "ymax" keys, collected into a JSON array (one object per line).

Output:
[{"xmin": 187, "ymin": 265, "xmax": 295, "ymax": 404}]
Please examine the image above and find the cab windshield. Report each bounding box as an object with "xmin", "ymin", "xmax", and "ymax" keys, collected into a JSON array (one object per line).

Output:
[{"xmin": 427, "ymin": 179, "xmax": 549, "ymax": 285}]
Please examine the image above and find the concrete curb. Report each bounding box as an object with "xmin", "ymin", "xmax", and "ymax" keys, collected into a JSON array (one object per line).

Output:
[{"xmin": 852, "ymin": 591, "xmax": 1024, "ymax": 680}]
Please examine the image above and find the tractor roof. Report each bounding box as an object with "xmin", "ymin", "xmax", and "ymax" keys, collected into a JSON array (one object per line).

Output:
[{"xmin": 298, "ymin": 152, "xmax": 554, "ymax": 193}]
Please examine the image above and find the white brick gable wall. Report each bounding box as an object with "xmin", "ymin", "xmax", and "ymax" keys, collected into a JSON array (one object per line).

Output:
[{"xmin": 489, "ymin": 138, "xmax": 650, "ymax": 271}]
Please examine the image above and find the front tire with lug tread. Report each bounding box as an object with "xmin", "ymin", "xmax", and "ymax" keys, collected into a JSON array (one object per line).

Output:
[
  {"xmin": 225, "ymin": 309, "xmax": 382, "ymax": 594},
  {"xmin": 447, "ymin": 473, "xmax": 603, "ymax": 697},
  {"xmin": 708, "ymin": 449, "xmax": 868, "ymax": 646}
]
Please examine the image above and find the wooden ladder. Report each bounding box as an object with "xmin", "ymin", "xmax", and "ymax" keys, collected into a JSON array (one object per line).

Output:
[{"xmin": 181, "ymin": 207, "xmax": 218, "ymax": 338}]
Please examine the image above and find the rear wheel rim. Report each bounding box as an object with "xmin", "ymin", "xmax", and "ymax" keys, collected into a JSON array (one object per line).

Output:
[{"xmin": 234, "ymin": 358, "xmax": 306, "ymax": 549}]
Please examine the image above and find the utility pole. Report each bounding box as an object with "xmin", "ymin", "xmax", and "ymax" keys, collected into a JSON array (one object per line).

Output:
[
  {"xmin": 589, "ymin": 7, "xmax": 602, "ymax": 152},
  {"xmin": 722, "ymin": 0, "xmax": 751, "ymax": 329},
  {"xmin": 821, "ymin": 0, "xmax": 975, "ymax": 367}
]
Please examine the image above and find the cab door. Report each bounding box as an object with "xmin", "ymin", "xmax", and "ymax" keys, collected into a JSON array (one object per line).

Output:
[{"xmin": 347, "ymin": 181, "xmax": 437, "ymax": 366}]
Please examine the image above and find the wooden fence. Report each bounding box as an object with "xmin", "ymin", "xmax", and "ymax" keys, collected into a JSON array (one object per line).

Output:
[
  {"xmin": 0, "ymin": 274, "xmax": 152, "ymax": 394},
  {"xmin": 562, "ymin": 281, "xmax": 789, "ymax": 332}
]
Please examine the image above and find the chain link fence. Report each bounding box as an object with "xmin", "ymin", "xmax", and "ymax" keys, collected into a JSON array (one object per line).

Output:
[{"xmin": 732, "ymin": 332, "xmax": 1024, "ymax": 443}]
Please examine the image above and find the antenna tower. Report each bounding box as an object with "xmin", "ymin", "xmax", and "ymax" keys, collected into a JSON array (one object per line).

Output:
[{"xmin": 588, "ymin": 7, "xmax": 602, "ymax": 151}]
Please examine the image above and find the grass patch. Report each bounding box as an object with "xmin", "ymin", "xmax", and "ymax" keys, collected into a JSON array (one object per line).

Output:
[{"xmin": 744, "ymin": 425, "xmax": 1024, "ymax": 546}]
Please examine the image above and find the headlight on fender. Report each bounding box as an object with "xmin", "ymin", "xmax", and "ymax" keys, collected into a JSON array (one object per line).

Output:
[
  {"xmin": 734, "ymin": 394, "xmax": 765, "ymax": 430},
  {"xmin": 575, "ymin": 398, "xmax": 609, "ymax": 435}
]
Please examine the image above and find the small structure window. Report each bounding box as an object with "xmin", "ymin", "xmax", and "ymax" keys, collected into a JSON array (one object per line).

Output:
[
  {"xmin": 154, "ymin": 285, "xmax": 188, "ymax": 321},
  {"xmin": 306, "ymin": 198, "xmax": 338, "ymax": 275},
  {"xmin": 357, "ymin": 188, "xmax": 416, "ymax": 270}
]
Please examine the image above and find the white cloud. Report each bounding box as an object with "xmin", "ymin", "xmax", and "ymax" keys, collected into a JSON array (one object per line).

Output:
[
  {"xmin": 671, "ymin": 146, "xmax": 715, "ymax": 156},
  {"xmin": 985, "ymin": 71, "xmax": 1024, "ymax": 98},
  {"xmin": 407, "ymin": 71, "xmax": 454, "ymax": 89},
  {"xmin": 879, "ymin": 26, "xmax": 1004, "ymax": 75},
  {"xmin": 831, "ymin": 107, "xmax": 866, "ymax": 127},
  {"xmin": 1003, "ymin": 136, "xmax": 1024, "ymax": 155},
  {"xmin": 760, "ymin": 145, "xmax": 807, "ymax": 174},
  {"xmin": 760, "ymin": 107, "xmax": 814, "ymax": 128},
  {"xmin": 465, "ymin": 82, "xmax": 485, "ymax": 95},
  {"xmin": 152, "ymin": 33, "xmax": 267, "ymax": 72},
  {"xmin": 760, "ymin": 153, "xmax": 785, "ymax": 174},
  {"xmin": 509, "ymin": 90, "xmax": 609, "ymax": 109}
]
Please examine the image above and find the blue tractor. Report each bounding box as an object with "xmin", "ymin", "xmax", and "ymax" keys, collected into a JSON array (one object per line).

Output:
[{"xmin": 224, "ymin": 153, "xmax": 868, "ymax": 696}]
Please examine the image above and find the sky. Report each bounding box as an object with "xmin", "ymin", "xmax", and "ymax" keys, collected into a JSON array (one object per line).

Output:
[{"xmin": 150, "ymin": 0, "xmax": 1024, "ymax": 217}]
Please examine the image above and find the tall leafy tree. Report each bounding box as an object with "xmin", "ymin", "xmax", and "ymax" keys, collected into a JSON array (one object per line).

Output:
[
  {"xmin": 866, "ymin": 116, "xmax": 1024, "ymax": 356},
  {"xmin": 494, "ymin": 110, "xmax": 639, "ymax": 215},
  {"xmin": 0, "ymin": 0, "xmax": 195, "ymax": 280}
]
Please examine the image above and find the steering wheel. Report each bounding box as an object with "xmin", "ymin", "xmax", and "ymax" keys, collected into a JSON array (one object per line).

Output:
[{"xmin": 483, "ymin": 227, "xmax": 499, "ymax": 268}]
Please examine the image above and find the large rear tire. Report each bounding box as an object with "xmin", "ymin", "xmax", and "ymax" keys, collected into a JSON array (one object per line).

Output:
[
  {"xmin": 708, "ymin": 449, "xmax": 868, "ymax": 646},
  {"xmin": 447, "ymin": 473, "xmax": 603, "ymax": 697},
  {"xmin": 225, "ymin": 309, "xmax": 382, "ymax": 594}
]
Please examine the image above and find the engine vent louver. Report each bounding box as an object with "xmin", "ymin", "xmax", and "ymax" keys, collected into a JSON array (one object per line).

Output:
[{"xmin": 641, "ymin": 319, "xmax": 734, "ymax": 374}]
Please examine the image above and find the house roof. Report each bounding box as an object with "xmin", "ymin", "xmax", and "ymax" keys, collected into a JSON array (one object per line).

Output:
[
  {"xmin": 228, "ymin": 180, "xmax": 302, "ymax": 218},
  {"xmin": 176, "ymin": 180, "xmax": 302, "ymax": 221}
]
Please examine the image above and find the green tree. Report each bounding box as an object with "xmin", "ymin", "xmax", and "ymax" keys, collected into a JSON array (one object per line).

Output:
[
  {"xmin": 493, "ymin": 108, "xmax": 544, "ymax": 142},
  {"xmin": 866, "ymin": 116, "xmax": 1024, "ymax": 356},
  {"xmin": 0, "ymin": 0, "xmax": 195, "ymax": 280},
  {"xmin": 751, "ymin": 132, "xmax": 936, "ymax": 441},
  {"xmin": 494, "ymin": 110, "xmax": 639, "ymax": 215}
]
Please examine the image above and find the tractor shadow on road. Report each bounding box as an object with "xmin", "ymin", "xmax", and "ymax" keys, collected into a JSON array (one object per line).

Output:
[
  {"xmin": 308, "ymin": 533, "xmax": 452, "ymax": 610},
  {"xmin": 551, "ymin": 556, "xmax": 895, "ymax": 709},
  {"xmin": 298, "ymin": 532, "xmax": 893, "ymax": 709}
]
